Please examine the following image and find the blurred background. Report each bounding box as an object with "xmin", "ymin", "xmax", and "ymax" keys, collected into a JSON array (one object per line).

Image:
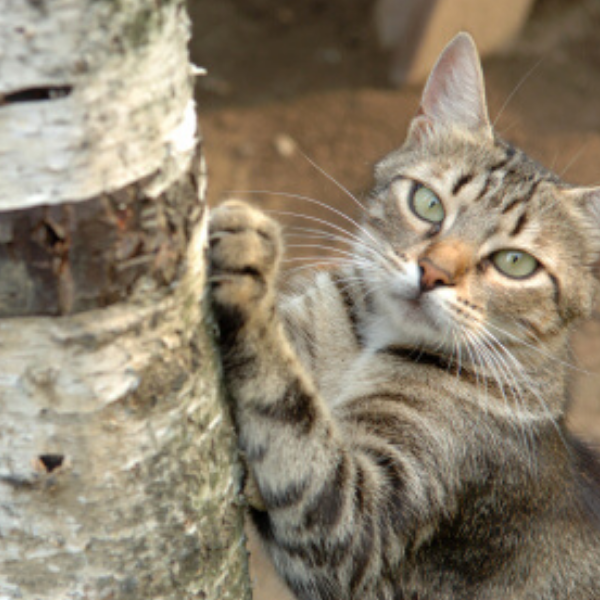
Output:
[{"xmin": 187, "ymin": 1, "xmax": 600, "ymax": 595}]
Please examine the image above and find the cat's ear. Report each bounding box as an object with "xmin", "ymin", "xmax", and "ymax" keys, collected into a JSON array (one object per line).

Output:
[{"xmin": 408, "ymin": 33, "xmax": 493, "ymax": 143}]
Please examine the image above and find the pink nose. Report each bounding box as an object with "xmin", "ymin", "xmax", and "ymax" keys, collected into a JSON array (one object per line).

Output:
[{"xmin": 418, "ymin": 258, "xmax": 453, "ymax": 292}]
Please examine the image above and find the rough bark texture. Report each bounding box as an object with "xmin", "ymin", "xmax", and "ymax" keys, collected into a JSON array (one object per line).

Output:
[
  {"xmin": 0, "ymin": 1, "xmax": 251, "ymax": 598},
  {"xmin": 0, "ymin": 270, "xmax": 250, "ymax": 599},
  {"xmin": 0, "ymin": 164, "xmax": 203, "ymax": 317}
]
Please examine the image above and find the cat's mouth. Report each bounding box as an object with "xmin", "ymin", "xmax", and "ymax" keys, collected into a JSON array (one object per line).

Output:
[{"xmin": 394, "ymin": 292, "xmax": 443, "ymax": 332}]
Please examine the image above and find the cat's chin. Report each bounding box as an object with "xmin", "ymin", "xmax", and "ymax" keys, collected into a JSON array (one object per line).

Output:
[{"xmin": 367, "ymin": 290, "xmax": 452, "ymax": 352}]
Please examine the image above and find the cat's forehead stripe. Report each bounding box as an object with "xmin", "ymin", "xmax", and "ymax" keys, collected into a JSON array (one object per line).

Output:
[
  {"xmin": 500, "ymin": 178, "xmax": 542, "ymax": 214},
  {"xmin": 451, "ymin": 172, "xmax": 475, "ymax": 196},
  {"xmin": 474, "ymin": 173, "xmax": 494, "ymax": 202},
  {"xmin": 508, "ymin": 211, "xmax": 530, "ymax": 238}
]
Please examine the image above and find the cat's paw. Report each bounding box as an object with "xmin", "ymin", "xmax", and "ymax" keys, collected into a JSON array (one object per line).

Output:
[{"xmin": 208, "ymin": 200, "xmax": 282, "ymax": 320}]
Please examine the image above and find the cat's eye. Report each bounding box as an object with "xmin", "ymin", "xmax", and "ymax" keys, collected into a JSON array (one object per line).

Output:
[
  {"xmin": 410, "ymin": 185, "xmax": 445, "ymax": 224},
  {"xmin": 491, "ymin": 249, "xmax": 539, "ymax": 279}
]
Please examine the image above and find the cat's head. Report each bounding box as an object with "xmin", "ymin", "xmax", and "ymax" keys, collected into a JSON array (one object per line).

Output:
[{"xmin": 360, "ymin": 33, "xmax": 600, "ymax": 367}]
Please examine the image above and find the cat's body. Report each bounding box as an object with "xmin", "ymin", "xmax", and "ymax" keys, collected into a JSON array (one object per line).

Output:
[{"xmin": 208, "ymin": 34, "xmax": 600, "ymax": 599}]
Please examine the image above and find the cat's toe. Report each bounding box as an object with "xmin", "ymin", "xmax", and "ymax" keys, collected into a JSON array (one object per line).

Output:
[
  {"xmin": 209, "ymin": 200, "xmax": 280, "ymax": 244},
  {"xmin": 208, "ymin": 200, "xmax": 282, "ymax": 311}
]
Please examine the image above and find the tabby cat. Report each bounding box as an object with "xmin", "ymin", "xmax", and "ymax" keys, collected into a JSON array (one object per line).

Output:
[{"xmin": 208, "ymin": 33, "xmax": 600, "ymax": 599}]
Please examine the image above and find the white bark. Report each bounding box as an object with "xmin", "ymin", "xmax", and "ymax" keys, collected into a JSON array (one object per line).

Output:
[{"xmin": 0, "ymin": 0, "xmax": 196, "ymax": 209}]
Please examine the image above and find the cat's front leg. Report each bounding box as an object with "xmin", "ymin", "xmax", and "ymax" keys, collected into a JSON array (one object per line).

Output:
[
  {"xmin": 208, "ymin": 199, "xmax": 328, "ymax": 500},
  {"xmin": 208, "ymin": 201, "xmax": 402, "ymax": 599},
  {"xmin": 208, "ymin": 199, "xmax": 332, "ymax": 464},
  {"xmin": 208, "ymin": 201, "xmax": 349, "ymax": 590}
]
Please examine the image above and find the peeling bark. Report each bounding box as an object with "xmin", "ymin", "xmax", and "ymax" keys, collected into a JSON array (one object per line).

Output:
[
  {"xmin": 0, "ymin": 158, "xmax": 205, "ymax": 316},
  {"xmin": 0, "ymin": 1, "xmax": 251, "ymax": 598}
]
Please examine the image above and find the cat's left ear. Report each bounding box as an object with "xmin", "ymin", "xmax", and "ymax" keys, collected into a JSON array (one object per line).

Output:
[{"xmin": 408, "ymin": 33, "xmax": 493, "ymax": 143}]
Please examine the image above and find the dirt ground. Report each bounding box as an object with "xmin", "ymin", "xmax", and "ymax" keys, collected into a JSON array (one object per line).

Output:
[{"xmin": 189, "ymin": 0, "xmax": 600, "ymax": 448}]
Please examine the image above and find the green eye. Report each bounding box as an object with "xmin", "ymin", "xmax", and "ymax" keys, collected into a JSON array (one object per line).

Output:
[
  {"xmin": 410, "ymin": 185, "xmax": 445, "ymax": 224},
  {"xmin": 492, "ymin": 249, "xmax": 539, "ymax": 279}
]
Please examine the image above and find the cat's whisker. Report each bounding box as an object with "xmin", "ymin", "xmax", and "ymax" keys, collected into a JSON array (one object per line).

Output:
[
  {"xmin": 452, "ymin": 329, "xmax": 464, "ymax": 380},
  {"xmin": 286, "ymin": 227, "xmax": 389, "ymax": 265},
  {"xmin": 287, "ymin": 224, "xmax": 374, "ymax": 250},
  {"xmin": 485, "ymin": 321, "xmax": 589, "ymax": 375},
  {"xmin": 234, "ymin": 190, "xmax": 381, "ymax": 249},
  {"xmin": 346, "ymin": 276, "xmax": 388, "ymax": 306},
  {"xmin": 483, "ymin": 331, "xmax": 552, "ymax": 409},
  {"xmin": 286, "ymin": 221, "xmax": 404, "ymax": 285},
  {"xmin": 283, "ymin": 256, "xmax": 352, "ymax": 267},
  {"xmin": 468, "ymin": 333, "xmax": 538, "ymax": 462},
  {"xmin": 479, "ymin": 328, "xmax": 534, "ymax": 394},
  {"xmin": 285, "ymin": 230, "xmax": 356, "ymax": 247},
  {"xmin": 461, "ymin": 329, "xmax": 499, "ymax": 439},
  {"xmin": 286, "ymin": 244, "xmax": 363, "ymax": 261},
  {"xmin": 265, "ymin": 208, "xmax": 359, "ymax": 242},
  {"xmin": 284, "ymin": 261, "xmax": 352, "ymax": 278},
  {"xmin": 478, "ymin": 326, "xmax": 570, "ymax": 452},
  {"xmin": 289, "ymin": 226, "xmax": 390, "ymax": 254},
  {"xmin": 469, "ymin": 332, "xmax": 519, "ymax": 404},
  {"xmin": 283, "ymin": 256, "xmax": 373, "ymax": 278},
  {"xmin": 464, "ymin": 332, "xmax": 489, "ymax": 408},
  {"xmin": 266, "ymin": 208, "xmax": 390, "ymax": 269},
  {"xmin": 296, "ymin": 148, "xmax": 369, "ymax": 214}
]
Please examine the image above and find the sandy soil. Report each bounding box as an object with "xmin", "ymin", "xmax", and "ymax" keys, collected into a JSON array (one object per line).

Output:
[{"xmin": 188, "ymin": 1, "xmax": 600, "ymax": 595}]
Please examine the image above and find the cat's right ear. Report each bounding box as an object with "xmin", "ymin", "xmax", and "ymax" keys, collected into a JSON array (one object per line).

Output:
[{"xmin": 408, "ymin": 33, "xmax": 493, "ymax": 143}]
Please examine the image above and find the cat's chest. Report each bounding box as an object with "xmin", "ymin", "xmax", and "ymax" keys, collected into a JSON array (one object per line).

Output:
[
  {"xmin": 300, "ymin": 312, "xmax": 363, "ymax": 406},
  {"xmin": 321, "ymin": 350, "xmax": 427, "ymax": 408}
]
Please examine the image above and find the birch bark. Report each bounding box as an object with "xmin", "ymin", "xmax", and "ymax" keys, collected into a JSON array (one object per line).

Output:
[{"xmin": 0, "ymin": 2, "xmax": 251, "ymax": 598}]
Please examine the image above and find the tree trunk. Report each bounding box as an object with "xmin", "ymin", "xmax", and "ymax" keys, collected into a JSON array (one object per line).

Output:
[{"xmin": 0, "ymin": 2, "xmax": 251, "ymax": 598}]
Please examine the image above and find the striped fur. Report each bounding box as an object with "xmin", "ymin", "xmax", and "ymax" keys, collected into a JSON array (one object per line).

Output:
[{"xmin": 208, "ymin": 34, "xmax": 600, "ymax": 599}]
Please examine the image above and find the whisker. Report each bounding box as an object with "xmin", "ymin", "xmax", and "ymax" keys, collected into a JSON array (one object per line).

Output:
[
  {"xmin": 468, "ymin": 330, "xmax": 539, "ymax": 461},
  {"xmin": 232, "ymin": 190, "xmax": 381, "ymax": 248},
  {"xmin": 286, "ymin": 226, "xmax": 387, "ymax": 263},
  {"xmin": 481, "ymin": 327, "xmax": 570, "ymax": 457},
  {"xmin": 297, "ymin": 148, "xmax": 368, "ymax": 214},
  {"xmin": 286, "ymin": 244, "xmax": 361, "ymax": 260},
  {"xmin": 285, "ymin": 230, "xmax": 355, "ymax": 246},
  {"xmin": 485, "ymin": 321, "xmax": 589, "ymax": 375},
  {"xmin": 284, "ymin": 260, "xmax": 351, "ymax": 277},
  {"xmin": 287, "ymin": 225, "xmax": 375, "ymax": 250},
  {"xmin": 266, "ymin": 208, "xmax": 367, "ymax": 248},
  {"xmin": 283, "ymin": 256, "xmax": 373, "ymax": 276}
]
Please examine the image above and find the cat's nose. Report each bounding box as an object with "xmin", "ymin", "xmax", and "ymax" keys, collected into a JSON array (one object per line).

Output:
[
  {"xmin": 418, "ymin": 240, "xmax": 472, "ymax": 292},
  {"xmin": 418, "ymin": 258, "xmax": 453, "ymax": 292}
]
